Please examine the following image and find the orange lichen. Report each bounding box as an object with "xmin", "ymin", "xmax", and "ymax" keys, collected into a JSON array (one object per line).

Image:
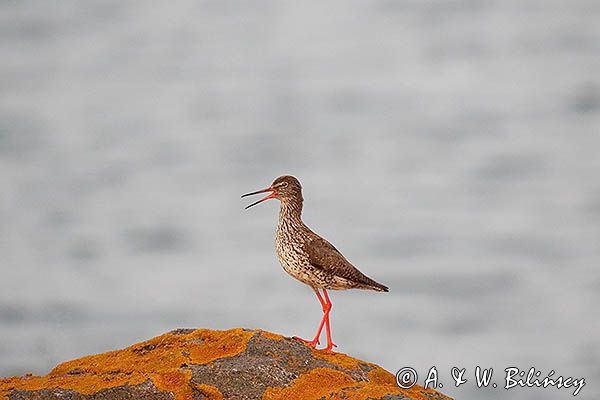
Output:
[
  {"xmin": 259, "ymin": 330, "xmax": 286, "ymax": 341},
  {"xmin": 366, "ymin": 366, "xmax": 397, "ymax": 385},
  {"xmin": 0, "ymin": 328, "xmax": 254, "ymax": 400},
  {"xmin": 194, "ymin": 384, "xmax": 224, "ymax": 400},
  {"xmin": 348, "ymin": 367, "xmax": 450, "ymax": 400},
  {"xmin": 0, "ymin": 329, "xmax": 448, "ymax": 400},
  {"xmin": 187, "ymin": 329, "xmax": 254, "ymax": 364},
  {"xmin": 1, "ymin": 371, "xmax": 146, "ymax": 398},
  {"xmin": 152, "ymin": 369, "xmax": 193, "ymax": 399},
  {"xmin": 262, "ymin": 359, "xmax": 443, "ymax": 400},
  {"xmin": 340, "ymin": 367, "xmax": 403, "ymax": 400},
  {"xmin": 263, "ymin": 368, "xmax": 356, "ymax": 400},
  {"xmin": 312, "ymin": 348, "xmax": 363, "ymax": 370}
]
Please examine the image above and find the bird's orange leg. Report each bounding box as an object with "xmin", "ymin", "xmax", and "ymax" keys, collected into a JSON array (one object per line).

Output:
[
  {"xmin": 293, "ymin": 288, "xmax": 328, "ymax": 348},
  {"xmin": 322, "ymin": 289, "xmax": 337, "ymax": 351}
]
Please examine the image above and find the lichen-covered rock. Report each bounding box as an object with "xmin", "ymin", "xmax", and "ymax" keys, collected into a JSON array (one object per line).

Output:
[{"xmin": 0, "ymin": 328, "xmax": 452, "ymax": 400}]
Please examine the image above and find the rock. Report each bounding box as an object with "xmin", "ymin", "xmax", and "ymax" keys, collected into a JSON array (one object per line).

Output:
[{"xmin": 0, "ymin": 328, "xmax": 452, "ymax": 400}]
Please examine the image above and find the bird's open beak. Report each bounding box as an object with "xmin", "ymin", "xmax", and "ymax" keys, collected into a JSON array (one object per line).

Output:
[{"xmin": 241, "ymin": 187, "xmax": 276, "ymax": 209}]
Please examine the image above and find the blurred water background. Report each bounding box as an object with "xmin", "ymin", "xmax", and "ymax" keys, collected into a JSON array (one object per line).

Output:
[{"xmin": 1, "ymin": 1, "xmax": 599, "ymax": 399}]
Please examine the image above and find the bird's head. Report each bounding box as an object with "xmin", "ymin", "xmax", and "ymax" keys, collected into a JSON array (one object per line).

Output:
[{"xmin": 242, "ymin": 175, "xmax": 303, "ymax": 209}]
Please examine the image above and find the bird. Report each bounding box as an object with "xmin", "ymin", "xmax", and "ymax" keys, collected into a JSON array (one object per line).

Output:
[{"xmin": 241, "ymin": 175, "xmax": 388, "ymax": 351}]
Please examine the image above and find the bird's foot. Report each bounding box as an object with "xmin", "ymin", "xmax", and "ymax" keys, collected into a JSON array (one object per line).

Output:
[
  {"xmin": 323, "ymin": 342, "xmax": 338, "ymax": 352},
  {"xmin": 293, "ymin": 336, "xmax": 320, "ymax": 348}
]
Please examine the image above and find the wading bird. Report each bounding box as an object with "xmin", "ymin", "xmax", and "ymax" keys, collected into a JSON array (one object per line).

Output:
[{"xmin": 242, "ymin": 175, "xmax": 388, "ymax": 351}]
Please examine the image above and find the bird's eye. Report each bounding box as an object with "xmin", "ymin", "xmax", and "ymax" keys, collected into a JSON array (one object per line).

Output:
[{"xmin": 280, "ymin": 182, "xmax": 288, "ymax": 188}]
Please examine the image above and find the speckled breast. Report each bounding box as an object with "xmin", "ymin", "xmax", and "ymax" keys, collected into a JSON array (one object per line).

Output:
[
  {"xmin": 275, "ymin": 233, "xmax": 306, "ymax": 274},
  {"xmin": 275, "ymin": 229, "xmax": 320, "ymax": 287}
]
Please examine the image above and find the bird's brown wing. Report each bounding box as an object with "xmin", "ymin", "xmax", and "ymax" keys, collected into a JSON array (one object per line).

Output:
[{"xmin": 304, "ymin": 236, "xmax": 388, "ymax": 291}]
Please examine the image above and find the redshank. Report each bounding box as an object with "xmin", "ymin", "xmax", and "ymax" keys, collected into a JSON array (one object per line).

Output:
[{"xmin": 242, "ymin": 175, "xmax": 388, "ymax": 351}]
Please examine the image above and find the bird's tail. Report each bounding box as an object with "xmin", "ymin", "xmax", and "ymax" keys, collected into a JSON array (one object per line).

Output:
[
  {"xmin": 359, "ymin": 277, "xmax": 389, "ymax": 292},
  {"xmin": 369, "ymin": 281, "xmax": 389, "ymax": 292}
]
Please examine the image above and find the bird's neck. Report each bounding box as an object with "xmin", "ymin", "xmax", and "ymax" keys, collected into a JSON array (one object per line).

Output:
[{"xmin": 278, "ymin": 198, "xmax": 304, "ymax": 231}]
